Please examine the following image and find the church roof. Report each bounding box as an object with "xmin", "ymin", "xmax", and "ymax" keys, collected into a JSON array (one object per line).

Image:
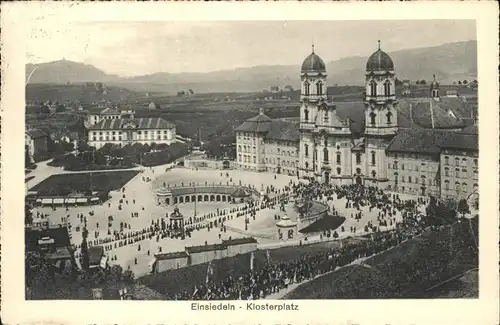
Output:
[
  {"xmin": 366, "ymin": 48, "xmax": 394, "ymax": 71},
  {"xmin": 301, "ymin": 51, "xmax": 326, "ymax": 73},
  {"xmin": 439, "ymin": 129, "xmax": 478, "ymax": 151},
  {"xmin": 386, "ymin": 128, "xmax": 450, "ymax": 155},
  {"xmin": 89, "ymin": 117, "xmax": 175, "ymax": 130}
]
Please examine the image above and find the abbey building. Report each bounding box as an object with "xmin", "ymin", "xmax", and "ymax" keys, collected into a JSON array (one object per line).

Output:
[{"xmin": 235, "ymin": 42, "xmax": 478, "ymax": 201}]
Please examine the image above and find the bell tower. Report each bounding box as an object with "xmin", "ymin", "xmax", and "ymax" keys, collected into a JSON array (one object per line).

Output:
[{"xmin": 363, "ymin": 41, "xmax": 398, "ymax": 184}]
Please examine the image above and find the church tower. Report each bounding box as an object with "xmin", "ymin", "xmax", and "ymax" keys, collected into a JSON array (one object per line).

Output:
[
  {"xmin": 299, "ymin": 45, "xmax": 328, "ymax": 179},
  {"xmin": 363, "ymin": 41, "xmax": 398, "ymax": 185},
  {"xmin": 430, "ymin": 74, "xmax": 440, "ymax": 100}
]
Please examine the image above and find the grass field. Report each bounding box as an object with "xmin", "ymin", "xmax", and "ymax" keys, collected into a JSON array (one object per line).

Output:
[
  {"xmin": 299, "ymin": 215, "xmax": 346, "ymax": 234},
  {"xmin": 284, "ymin": 220, "xmax": 479, "ymax": 299},
  {"xmin": 28, "ymin": 170, "xmax": 139, "ymax": 196}
]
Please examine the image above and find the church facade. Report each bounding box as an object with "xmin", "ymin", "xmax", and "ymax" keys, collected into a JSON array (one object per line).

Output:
[{"xmin": 235, "ymin": 43, "xmax": 478, "ymax": 201}]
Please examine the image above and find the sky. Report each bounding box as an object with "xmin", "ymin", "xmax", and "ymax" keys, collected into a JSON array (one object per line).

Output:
[{"xmin": 26, "ymin": 20, "xmax": 476, "ymax": 77}]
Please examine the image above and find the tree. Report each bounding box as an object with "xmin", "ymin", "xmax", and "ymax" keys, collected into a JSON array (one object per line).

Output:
[
  {"xmin": 415, "ymin": 80, "xmax": 420, "ymax": 85},
  {"xmin": 462, "ymin": 80, "xmax": 468, "ymax": 85},
  {"xmin": 457, "ymin": 199, "xmax": 470, "ymax": 217},
  {"xmin": 420, "ymin": 79, "xmax": 426, "ymax": 85},
  {"xmin": 458, "ymin": 80, "xmax": 462, "ymax": 85},
  {"xmin": 81, "ymin": 237, "xmax": 90, "ymax": 271}
]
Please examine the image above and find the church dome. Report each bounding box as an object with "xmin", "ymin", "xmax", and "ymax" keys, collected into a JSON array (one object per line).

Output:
[
  {"xmin": 366, "ymin": 42, "xmax": 394, "ymax": 71},
  {"xmin": 430, "ymin": 75, "xmax": 440, "ymax": 89},
  {"xmin": 301, "ymin": 47, "xmax": 326, "ymax": 73}
]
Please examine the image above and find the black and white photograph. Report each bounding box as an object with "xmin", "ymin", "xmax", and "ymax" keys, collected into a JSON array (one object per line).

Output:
[
  {"xmin": 1, "ymin": 3, "xmax": 499, "ymax": 324},
  {"xmin": 20, "ymin": 18, "xmax": 483, "ymax": 301}
]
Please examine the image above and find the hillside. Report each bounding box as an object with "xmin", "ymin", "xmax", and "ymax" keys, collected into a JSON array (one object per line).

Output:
[{"xmin": 26, "ymin": 41, "xmax": 477, "ymax": 93}]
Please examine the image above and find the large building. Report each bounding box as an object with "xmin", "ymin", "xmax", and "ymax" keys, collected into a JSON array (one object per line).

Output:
[
  {"xmin": 235, "ymin": 42, "xmax": 478, "ymax": 200},
  {"xmin": 88, "ymin": 117, "xmax": 177, "ymax": 149}
]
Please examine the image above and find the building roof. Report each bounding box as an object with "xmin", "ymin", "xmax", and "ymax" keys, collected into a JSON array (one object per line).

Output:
[
  {"xmin": 89, "ymin": 117, "xmax": 175, "ymax": 130},
  {"xmin": 131, "ymin": 284, "xmax": 165, "ymax": 300},
  {"xmin": 185, "ymin": 243, "xmax": 227, "ymax": 254},
  {"xmin": 276, "ymin": 214, "xmax": 298, "ymax": 228},
  {"xmin": 439, "ymin": 131, "xmax": 478, "ymax": 151},
  {"xmin": 301, "ymin": 50, "xmax": 326, "ymax": 73},
  {"xmin": 459, "ymin": 124, "xmax": 478, "ymax": 135},
  {"xmin": 26, "ymin": 129, "xmax": 48, "ymax": 139},
  {"xmin": 88, "ymin": 246, "xmax": 104, "ymax": 266},
  {"xmin": 25, "ymin": 226, "xmax": 71, "ymax": 251},
  {"xmin": 386, "ymin": 128, "xmax": 451, "ymax": 155},
  {"xmin": 232, "ymin": 187, "xmax": 250, "ymax": 198},
  {"xmin": 264, "ymin": 120, "xmax": 300, "ymax": 142},
  {"xmin": 222, "ymin": 237, "xmax": 258, "ymax": 246},
  {"xmin": 335, "ymin": 101, "xmax": 366, "ymax": 135},
  {"xmin": 410, "ymin": 100, "xmax": 464, "ymax": 129},
  {"xmin": 154, "ymin": 251, "xmax": 189, "ymax": 260},
  {"xmin": 100, "ymin": 107, "xmax": 121, "ymax": 115},
  {"xmin": 366, "ymin": 47, "xmax": 394, "ymax": 71},
  {"xmin": 234, "ymin": 112, "xmax": 272, "ymax": 133}
]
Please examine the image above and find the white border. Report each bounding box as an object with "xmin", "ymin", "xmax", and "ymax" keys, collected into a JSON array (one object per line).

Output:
[{"xmin": 1, "ymin": 2, "xmax": 499, "ymax": 325}]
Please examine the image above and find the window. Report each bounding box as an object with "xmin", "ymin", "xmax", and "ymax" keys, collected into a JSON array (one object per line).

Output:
[
  {"xmin": 473, "ymin": 184, "xmax": 478, "ymax": 192},
  {"xmin": 455, "ymin": 168, "xmax": 460, "ymax": 178},
  {"xmin": 402, "ymin": 176, "xmax": 405, "ymax": 182},
  {"xmin": 370, "ymin": 112, "xmax": 376, "ymax": 125},
  {"xmin": 304, "ymin": 81, "xmax": 310, "ymax": 96},
  {"xmin": 473, "ymin": 159, "xmax": 478, "ymax": 167},
  {"xmin": 304, "ymin": 144, "xmax": 309, "ymax": 157},
  {"xmin": 462, "ymin": 158, "xmax": 467, "ymax": 167},
  {"xmin": 421, "ymin": 175, "xmax": 426, "ymax": 185},
  {"xmin": 462, "ymin": 182, "xmax": 467, "ymax": 192},
  {"xmin": 324, "ymin": 111, "xmax": 329, "ymax": 123},
  {"xmin": 92, "ymin": 136, "xmax": 96, "ymax": 141},
  {"xmin": 408, "ymin": 176, "xmax": 412, "ymax": 183},
  {"xmin": 384, "ymin": 80, "xmax": 391, "ymax": 96},
  {"xmin": 253, "ymin": 146, "xmax": 256, "ymax": 153},
  {"xmin": 304, "ymin": 109, "xmax": 309, "ymax": 122},
  {"xmin": 371, "ymin": 170, "xmax": 376, "ymax": 178},
  {"xmin": 394, "ymin": 172, "xmax": 399, "ymax": 184},
  {"xmin": 445, "ymin": 180, "xmax": 450, "ymax": 190},
  {"xmin": 238, "ymin": 154, "xmax": 242, "ymax": 162},
  {"xmin": 445, "ymin": 167, "xmax": 449, "ymax": 177},
  {"xmin": 386, "ymin": 111, "xmax": 392, "ymax": 124},
  {"xmin": 462, "ymin": 169, "xmax": 467, "ymax": 178},
  {"xmin": 370, "ymin": 81, "xmax": 377, "ymax": 96},
  {"xmin": 371, "ymin": 151, "xmax": 376, "ymax": 165},
  {"xmin": 356, "ymin": 168, "xmax": 361, "ymax": 175},
  {"xmin": 336, "ymin": 152, "xmax": 341, "ymax": 164},
  {"xmin": 313, "ymin": 149, "xmax": 317, "ymax": 161},
  {"xmin": 305, "ymin": 162, "xmax": 309, "ymax": 170},
  {"xmin": 455, "ymin": 182, "xmax": 460, "ymax": 192},
  {"xmin": 444, "ymin": 156, "xmax": 449, "ymax": 165},
  {"xmin": 356, "ymin": 153, "xmax": 361, "ymax": 164},
  {"xmin": 316, "ymin": 82, "xmax": 323, "ymax": 95},
  {"xmin": 393, "ymin": 161, "xmax": 398, "ymax": 169},
  {"xmin": 253, "ymin": 156, "xmax": 256, "ymax": 164},
  {"xmin": 473, "ymin": 170, "xmax": 478, "ymax": 180},
  {"xmin": 323, "ymin": 148, "xmax": 329, "ymax": 162},
  {"xmin": 337, "ymin": 167, "xmax": 341, "ymax": 175},
  {"xmin": 238, "ymin": 145, "xmax": 241, "ymax": 152},
  {"xmin": 455, "ymin": 157, "xmax": 459, "ymax": 166}
]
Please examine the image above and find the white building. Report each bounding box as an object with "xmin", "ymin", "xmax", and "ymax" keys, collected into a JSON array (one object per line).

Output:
[{"xmin": 88, "ymin": 117, "xmax": 176, "ymax": 149}]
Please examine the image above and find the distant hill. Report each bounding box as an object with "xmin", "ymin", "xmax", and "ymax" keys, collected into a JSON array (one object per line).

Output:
[{"xmin": 26, "ymin": 40, "xmax": 477, "ymax": 93}]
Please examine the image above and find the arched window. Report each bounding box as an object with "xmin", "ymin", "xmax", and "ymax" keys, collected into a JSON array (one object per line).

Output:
[
  {"xmin": 444, "ymin": 167, "xmax": 449, "ymax": 177},
  {"xmin": 370, "ymin": 112, "xmax": 376, "ymax": 125},
  {"xmin": 356, "ymin": 168, "xmax": 361, "ymax": 175},
  {"xmin": 444, "ymin": 156, "xmax": 449, "ymax": 165},
  {"xmin": 462, "ymin": 182, "xmax": 467, "ymax": 192},
  {"xmin": 316, "ymin": 82, "xmax": 323, "ymax": 95},
  {"xmin": 394, "ymin": 172, "xmax": 399, "ymax": 184},
  {"xmin": 473, "ymin": 170, "xmax": 478, "ymax": 180},
  {"xmin": 323, "ymin": 148, "xmax": 329, "ymax": 162},
  {"xmin": 336, "ymin": 152, "xmax": 341, "ymax": 164},
  {"xmin": 371, "ymin": 151, "xmax": 376, "ymax": 165},
  {"xmin": 386, "ymin": 111, "xmax": 392, "ymax": 124},
  {"xmin": 305, "ymin": 162, "xmax": 309, "ymax": 169},
  {"xmin": 393, "ymin": 161, "xmax": 398, "ymax": 169},
  {"xmin": 455, "ymin": 157, "xmax": 459, "ymax": 166},
  {"xmin": 355, "ymin": 153, "xmax": 361, "ymax": 164},
  {"xmin": 304, "ymin": 81, "xmax": 310, "ymax": 96},
  {"xmin": 462, "ymin": 158, "xmax": 467, "ymax": 166},
  {"xmin": 304, "ymin": 144, "xmax": 309, "ymax": 157},
  {"xmin": 445, "ymin": 180, "xmax": 450, "ymax": 190},
  {"xmin": 462, "ymin": 169, "xmax": 467, "ymax": 178},
  {"xmin": 421, "ymin": 175, "xmax": 426, "ymax": 185},
  {"xmin": 324, "ymin": 138, "xmax": 328, "ymax": 147},
  {"xmin": 371, "ymin": 170, "xmax": 376, "ymax": 178},
  {"xmin": 336, "ymin": 167, "xmax": 341, "ymax": 175},
  {"xmin": 432, "ymin": 89, "xmax": 439, "ymax": 98},
  {"xmin": 304, "ymin": 109, "xmax": 309, "ymax": 121},
  {"xmin": 455, "ymin": 168, "xmax": 460, "ymax": 178},
  {"xmin": 370, "ymin": 81, "xmax": 377, "ymax": 96},
  {"xmin": 313, "ymin": 148, "xmax": 318, "ymax": 161},
  {"xmin": 455, "ymin": 181, "xmax": 460, "ymax": 192},
  {"xmin": 384, "ymin": 80, "xmax": 391, "ymax": 96}
]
